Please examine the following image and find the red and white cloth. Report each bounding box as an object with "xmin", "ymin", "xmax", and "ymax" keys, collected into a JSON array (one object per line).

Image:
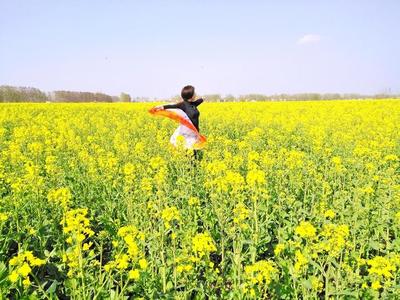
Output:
[{"xmin": 149, "ymin": 107, "xmax": 206, "ymax": 150}]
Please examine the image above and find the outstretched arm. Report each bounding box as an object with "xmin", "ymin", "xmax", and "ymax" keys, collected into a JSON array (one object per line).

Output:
[
  {"xmin": 192, "ymin": 98, "xmax": 204, "ymax": 107},
  {"xmin": 163, "ymin": 102, "xmax": 183, "ymax": 109},
  {"xmin": 153, "ymin": 101, "xmax": 184, "ymax": 110}
]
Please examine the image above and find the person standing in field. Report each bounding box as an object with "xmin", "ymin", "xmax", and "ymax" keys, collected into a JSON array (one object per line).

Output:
[{"xmin": 153, "ymin": 85, "xmax": 205, "ymax": 160}]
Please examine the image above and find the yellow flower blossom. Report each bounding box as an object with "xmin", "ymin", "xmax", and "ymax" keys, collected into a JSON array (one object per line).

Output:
[
  {"xmin": 295, "ymin": 221, "xmax": 316, "ymax": 239},
  {"xmin": 161, "ymin": 206, "xmax": 180, "ymax": 228},
  {"xmin": 116, "ymin": 254, "xmax": 130, "ymax": 270},
  {"xmin": 294, "ymin": 250, "xmax": 308, "ymax": 273},
  {"xmin": 139, "ymin": 258, "xmax": 148, "ymax": 270},
  {"xmin": 48, "ymin": 187, "xmax": 72, "ymax": 209},
  {"xmin": 192, "ymin": 232, "xmax": 217, "ymax": 258},
  {"xmin": 177, "ymin": 264, "xmax": 193, "ymax": 273},
  {"xmin": 18, "ymin": 263, "xmax": 32, "ymax": 277},
  {"xmin": 244, "ymin": 260, "xmax": 277, "ymax": 285},
  {"xmin": 22, "ymin": 277, "xmax": 31, "ymax": 287},
  {"xmin": 188, "ymin": 196, "xmax": 200, "ymax": 206},
  {"xmin": 274, "ymin": 243, "xmax": 285, "ymax": 256},
  {"xmin": 324, "ymin": 209, "xmax": 336, "ymax": 219},
  {"xmin": 117, "ymin": 225, "xmax": 138, "ymax": 238},
  {"xmin": 311, "ymin": 224, "xmax": 350, "ymax": 257},
  {"xmin": 8, "ymin": 251, "xmax": 45, "ymax": 284},
  {"xmin": 367, "ymin": 256, "xmax": 396, "ymax": 279},
  {"xmin": 233, "ymin": 202, "xmax": 250, "ymax": 226},
  {"xmin": 0, "ymin": 212, "xmax": 8, "ymax": 222},
  {"xmin": 246, "ymin": 169, "xmax": 266, "ymax": 187},
  {"xmin": 128, "ymin": 269, "xmax": 140, "ymax": 280},
  {"xmin": 371, "ymin": 280, "xmax": 382, "ymax": 290},
  {"xmin": 311, "ymin": 277, "xmax": 323, "ymax": 291}
]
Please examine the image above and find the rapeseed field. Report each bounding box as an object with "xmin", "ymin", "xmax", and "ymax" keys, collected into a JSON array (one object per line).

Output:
[{"xmin": 0, "ymin": 100, "xmax": 399, "ymax": 299}]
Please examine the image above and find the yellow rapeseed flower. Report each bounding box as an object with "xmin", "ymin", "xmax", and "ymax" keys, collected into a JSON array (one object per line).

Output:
[
  {"xmin": 294, "ymin": 250, "xmax": 308, "ymax": 273},
  {"xmin": 48, "ymin": 187, "xmax": 72, "ymax": 209},
  {"xmin": 139, "ymin": 258, "xmax": 148, "ymax": 269},
  {"xmin": 367, "ymin": 256, "xmax": 396, "ymax": 279},
  {"xmin": 128, "ymin": 269, "xmax": 140, "ymax": 280},
  {"xmin": 192, "ymin": 232, "xmax": 217, "ymax": 258},
  {"xmin": 295, "ymin": 221, "xmax": 316, "ymax": 239},
  {"xmin": 188, "ymin": 196, "xmax": 200, "ymax": 206},
  {"xmin": 274, "ymin": 243, "xmax": 285, "ymax": 256},
  {"xmin": 371, "ymin": 280, "xmax": 382, "ymax": 290},
  {"xmin": 18, "ymin": 263, "xmax": 32, "ymax": 277},
  {"xmin": 324, "ymin": 209, "xmax": 336, "ymax": 219},
  {"xmin": 22, "ymin": 277, "xmax": 31, "ymax": 287},
  {"xmin": 9, "ymin": 270, "xmax": 19, "ymax": 283},
  {"xmin": 244, "ymin": 260, "xmax": 277, "ymax": 285},
  {"xmin": 0, "ymin": 212, "xmax": 8, "ymax": 222},
  {"xmin": 161, "ymin": 206, "xmax": 180, "ymax": 229}
]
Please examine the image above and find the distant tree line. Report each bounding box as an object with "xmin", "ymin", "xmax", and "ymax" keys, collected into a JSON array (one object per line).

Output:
[
  {"xmin": 0, "ymin": 86, "xmax": 133, "ymax": 103},
  {"xmin": 193, "ymin": 93, "xmax": 400, "ymax": 102},
  {"xmin": 166, "ymin": 93, "xmax": 400, "ymax": 102},
  {"xmin": 0, "ymin": 85, "xmax": 399, "ymax": 103},
  {"xmin": 50, "ymin": 91, "xmax": 114, "ymax": 102},
  {"xmin": 0, "ymin": 86, "xmax": 48, "ymax": 102}
]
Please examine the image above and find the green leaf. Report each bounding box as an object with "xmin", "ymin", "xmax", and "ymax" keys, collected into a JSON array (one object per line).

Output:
[
  {"xmin": 46, "ymin": 280, "xmax": 58, "ymax": 294},
  {"xmin": 368, "ymin": 240, "xmax": 381, "ymax": 250},
  {"xmin": 301, "ymin": 278, "xmax": 312, "ymax": 289}
]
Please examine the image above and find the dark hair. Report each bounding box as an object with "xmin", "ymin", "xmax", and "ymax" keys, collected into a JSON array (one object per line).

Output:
[{"xmin": 181, "ymin": 85, "xmax": 195, "ymax": 101}]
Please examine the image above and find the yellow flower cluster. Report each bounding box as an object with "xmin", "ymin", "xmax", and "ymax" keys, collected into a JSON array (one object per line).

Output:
[
  {"xmin": 161, "ymin": 206, "xmax": 180, "ymax": 229},
  {"xmin": 104, "ymin": 225, "xmax": 147, "ymax": 281},
  {"xmin": 384, "ymin": 154, "xmax": 398, "ymax": 162},
  {"xmin": 122, "ymin": 162, "xmax": 136, "ymax": 193},
  {"xmin": 331, "ymin": 156, "xmax": 346, "ymax": 173},
  {"xmin": 295, "ymin": 221, "xmax": 316, "ymax": 239},
  {"xmin": 188, "ymin": 196, "xmax": 200, "ymax": 206},
  {"xmin": 323, "ymin": 209, "xmax": 336, "ymax": 219},
  {"xmin": 62, "ymin": 246, "xmax": 81, "ymax": 277},
  {"xmin": 243, "ymin": 260, "xmax": 277, "ymax": 296},
  {"xmin": 173, "ymin": 254, "xmax": 195, "ymax": 274},
  {"xmin": 140, "ymin": 177, "xmax": 153, "ymax": 196},
  {"xmin": 371, "ymin": 280, "xmax": 382, "ymax": 290},
  {"xmin": 225, "ymin": 170, "xmax": 245, "ymax": 191},
  {"xmin": 312, "ymin": 224, "xmax": 350, "ymax": 257},
  {"xmin": 233, "ymin": 202, "xmax": 250, "ymax": 229},
  {"xmin": 246, "ymin": 169, "xmax": 266, "ymax": 187},
  {"xmin": 61, "ymin": 208, "xmax": 94, "ymax": 243},
  {"xmin": 176, "ymin": 263, "xmax": 193, "ymax": 273},
  {"xmin": 294, "ymin": 250, "xmax": 308, "ymax": 273},
  {"xmin": 204, "ymin": 166, "xmax": 245, "ymax": 194},
  {"xmin": 149, "ymin": 156, "xmax": 166, "ymax": 170},
  {"xmin": 274, "ymin": 243, "xmax": 285, "ymax": 256},
  {"xmin": 192, "ymin": 232, "xmax": 217, "ymax": 258},
  {"xmin": 284, "ymin": 149, "xmax": 305, "ymax": 170},
  {"xmin": 9, "ymin": 251, "xmax": 45, "ymax": 287},
  {"xmin": 367, "ymin": 255, "xmax": 397, "ymax": 279},
  {"xmin": 244, "ymin": 260, "xmax": 277, "ymax": 285},
  {"xmin": 47, "ymin": 187, "xmax": 72, "ymax": 209},
  {"xmin": 356, "ymin": 254, "xmax": 400, "ymax": 290},
  {"xmin": 117, "ymin": 225, "xmax": 145, "ymax": 258},
  {"xmin": 123, "ymin": 162, "xmax": 136, "ymax": 177},
  {"xmin": 0, "ymin": 212, "xmax": 8, "ymax": 222},
  {"xmin": 205, "ymin": 160, "xmax": 227, "ymax": 176},
  {"xmin": 60, "ymin": 208, "xmax": 94, "ymax": 277},
  {"xmin": 310, "ymin": 276, "xmax": 323, "ymax": 292}
]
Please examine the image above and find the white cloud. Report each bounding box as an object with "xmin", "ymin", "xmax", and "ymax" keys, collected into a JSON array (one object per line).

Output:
[{"xmin": 297, "ymin": 34, "xmax": 321, "ymax": 45}]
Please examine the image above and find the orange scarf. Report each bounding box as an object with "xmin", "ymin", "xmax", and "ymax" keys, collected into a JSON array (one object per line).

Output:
[{"xmin": 149, "ymin": 107, "xmax": 207, "ymax": 149}]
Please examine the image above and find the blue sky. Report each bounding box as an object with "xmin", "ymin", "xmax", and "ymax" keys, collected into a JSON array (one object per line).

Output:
[{"xmin": 1, "ymin": 0, "xmax": 399, "ymax": 98}]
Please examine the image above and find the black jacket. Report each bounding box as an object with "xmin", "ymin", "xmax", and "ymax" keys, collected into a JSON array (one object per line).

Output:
[{"xmin": 163, "ymin": 98, "xmax": 204, "ymax": 131}]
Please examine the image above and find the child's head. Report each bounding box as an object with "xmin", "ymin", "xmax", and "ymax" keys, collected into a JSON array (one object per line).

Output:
[{"xmin": 181, "ymin": 85, "xmax": 195, "ymax": 101}]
